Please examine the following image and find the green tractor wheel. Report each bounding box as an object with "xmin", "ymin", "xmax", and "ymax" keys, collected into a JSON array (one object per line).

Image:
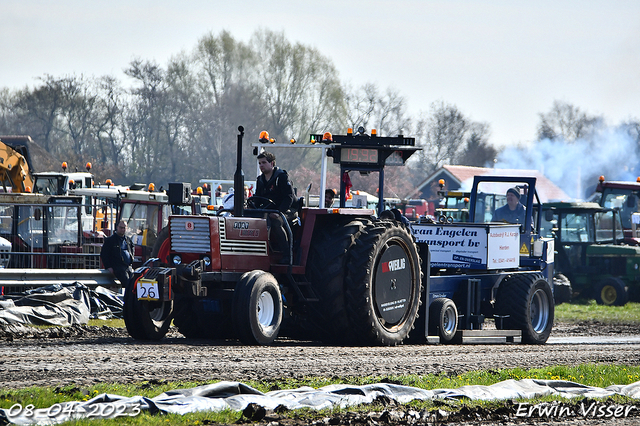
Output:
[{"xmin": 594, "ymin": 277, "xmax": 628, "ymax": 306}]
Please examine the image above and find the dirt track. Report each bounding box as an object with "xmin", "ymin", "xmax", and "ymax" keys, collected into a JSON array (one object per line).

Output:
[
  {"xmin": 1, "ymin": 321, "xmax": 640, "ymax": 425},
  {"xmin": 1, "ymin": 321, "xmax": 639, "ymax": 389}
]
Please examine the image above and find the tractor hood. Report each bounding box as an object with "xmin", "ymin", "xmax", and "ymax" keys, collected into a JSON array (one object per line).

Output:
[{"xmin": 586, "ymin": 244, "xmax": 640, "ymax": 256}]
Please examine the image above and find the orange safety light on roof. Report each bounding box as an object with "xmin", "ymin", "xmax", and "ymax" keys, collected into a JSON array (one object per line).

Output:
[
  {"xmin": 259, "ymin": 131, "xmax": 269, "ymax": 143},
  {"xmin": 322, "ymin": 132, "xmax": 332, "ymax": 143},
  {"xmin": 439, "ymin": 179, "xmax": 445, "ymax": 186},
  {"xmin": 599, "ymin": 175, "xmax": 605, "ymax": 183},
  {"xmin": 371, "ymin": 129, "xmax": 377, "ymax": 136},
  {"xmin": 62, "ymin": 162, "xmax": 68, "ymax": 171},
  {"xmin": 196, "ymin": 186, "xmax": 203, "ymax": 195},
  {"xmin": 106, "ymin": 179, "xmax": 113, "ymax": 187},
  {"xmin": 86, "ymin": 162, "xmax": 92, "ymax": 171},
  {"xmin": 25, "ymin": 186, "xmax": 32, "ymax": 193},
  {"xmin": 347, "ymin": 128, "xmax": 353, "ymax": 136},
  {"xmin": 148, "ymin": 183, "xmax": 155, "ymax": 192},
  {"xmin": 290, "ymin": 138, "xmax": 296, "ymax": 144}
]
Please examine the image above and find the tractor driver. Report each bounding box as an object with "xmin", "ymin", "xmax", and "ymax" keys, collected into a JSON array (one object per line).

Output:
[
  {"xmin": 253, "ymin": 151, "xmax": 296, "ymax": 264},
  {"xmin": 492, "ymin": 187, "xmax": 526, "ymax": 225}
]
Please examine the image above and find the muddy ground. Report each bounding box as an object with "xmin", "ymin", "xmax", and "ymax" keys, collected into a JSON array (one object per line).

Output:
[{"xmin": 1, "ymin": 321, "xmax": 639, "ymax": 425}]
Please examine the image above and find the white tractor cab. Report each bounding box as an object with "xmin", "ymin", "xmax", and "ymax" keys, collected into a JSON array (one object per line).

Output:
[
  {"xmin": 0, "ymin": 193, "xmax": 87, "ymax": 268},
  {"xmin": 348, "ymin": 191, "xmax": 400, "ymax": 211},
  {"xmin": 70, "ymin": 185, "xmax": 169, "ymax": 266},
  {"xmin": 70, "ymin": 182, "xmax": 206, "ymax": 267},
  {"xmin": 199, "ymin": 179, "xmax": 256, "ymax": 207},
  {"xmin": 33, "ymin": 162, "xmax": 94, "ymax": 196}
]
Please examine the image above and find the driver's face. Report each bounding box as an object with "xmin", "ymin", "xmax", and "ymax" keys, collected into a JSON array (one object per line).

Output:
[
  {"xmin": 506, "ymin": 192, "xmax": 520, "ymax": 209},
  {"xmin": 258, "ymin": 158, "xmax": 274, "ymax": 175},
  {"xmin": 116, "ymin": 222, "xmax": 126, "ymax": 237}
]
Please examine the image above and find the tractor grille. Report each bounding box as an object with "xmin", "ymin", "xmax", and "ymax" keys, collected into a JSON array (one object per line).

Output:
[
  {"xmin": 219, "ymin": 219, "xmax": 268, "ymax": 254},
  {"xmin": 170, "ymin": 217, "xmax": 211, "ymax": 253}
]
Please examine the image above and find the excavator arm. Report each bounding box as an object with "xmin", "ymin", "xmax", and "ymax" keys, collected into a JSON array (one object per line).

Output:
[{"xmin": 0, "ymin": 139, "xmax": 35, "ymax": 193}]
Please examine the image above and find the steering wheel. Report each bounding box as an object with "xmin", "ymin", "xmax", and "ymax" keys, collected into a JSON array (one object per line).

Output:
[{"xmin": 246, "ymin": 196, "xmax": 276, "ymax": 210}]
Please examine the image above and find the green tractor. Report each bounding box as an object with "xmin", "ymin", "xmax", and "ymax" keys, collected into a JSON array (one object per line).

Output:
[{"xmin": 542, "ymin": 201, "xmax": 640, "ymax": 306}]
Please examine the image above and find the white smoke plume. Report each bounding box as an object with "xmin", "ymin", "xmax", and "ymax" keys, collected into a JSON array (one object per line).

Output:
[{"xmin": 494, "ymin": 126, "xmax": 639, "ymax": 200}]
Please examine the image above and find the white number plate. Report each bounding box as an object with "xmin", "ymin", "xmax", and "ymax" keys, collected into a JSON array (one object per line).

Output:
[{"xmin": 137, "ymin": 279, "xmax": 159, "ymax": 301}]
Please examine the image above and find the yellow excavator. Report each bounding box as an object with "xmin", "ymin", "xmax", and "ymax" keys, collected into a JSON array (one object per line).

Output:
[{"xmin": 0, "ymin": 136, "xmax": 35, "ymax": 193}]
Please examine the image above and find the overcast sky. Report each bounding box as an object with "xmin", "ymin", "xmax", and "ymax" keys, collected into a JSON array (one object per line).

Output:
[{"xmin": 3, "ymin": 0, "xmax": 639, "ymax": 148}]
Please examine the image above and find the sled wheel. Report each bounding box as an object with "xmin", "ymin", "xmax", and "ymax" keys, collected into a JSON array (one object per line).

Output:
[
  {"xmin": 429, "ymin": 298, "xmax": 458, "ymax": 343},
  {"xmin": 497, "ymin": 273, "xmax": 554, "ymax": 344}
]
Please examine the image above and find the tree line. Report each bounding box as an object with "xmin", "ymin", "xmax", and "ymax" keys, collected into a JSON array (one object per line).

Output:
[{"xmin": 1, "ymin": 29, "xmax": 636, "ymax": 198}]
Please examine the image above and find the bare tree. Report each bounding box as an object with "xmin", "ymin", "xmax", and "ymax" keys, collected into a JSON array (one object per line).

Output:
[
  {"xmin": 189, "ymin": 31, "xmax": 263, "ymax": 180},
  {"xmin": 412, "ymin": 101, "xmax": 495, "ymax": 176},
  {"xmin": 457, "ymin": 122, "xmax": 497, "ymax": 167},
  {"xmin": 251, "ymin": 29, "xmax": 345, "ymax": 144},
  {"xmin": 92, "ymin": 76, "xmax": 128, "ymax": 179},
  {"xmin": 413, "ymin": 101, "xmax": 467, "ymax": 174},
  {"xmin": 56, "ymin": 75, "xmax": 99, "ymax": 156},
  {"xmin": 537, "ymin": 100, "xmax": 603, "ymax": 142},
  {"xmin": 125, "ymin": 59, "xmax": 177, "ymax": 184},
  {"xmin": 345, "ymin": 83, "xmax": 410, "ymax": 136},
  {"xmin": 12, "ymin": 75, "xmax": 65, "ymax": 154}
]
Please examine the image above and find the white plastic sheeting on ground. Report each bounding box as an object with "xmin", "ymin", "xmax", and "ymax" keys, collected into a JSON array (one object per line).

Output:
[
  {"xmin": 0, "ymin": 283, "xmax": 123, "ymax": 326},
  {"xmin": 2, "ymin": 379, "xmax": 639, "ymax": 425}
]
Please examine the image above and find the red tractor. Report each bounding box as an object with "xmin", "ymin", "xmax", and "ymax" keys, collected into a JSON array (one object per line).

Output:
[
  {"xmin": 594, "ymin": 176, "xmax": 640, "ymax": 245},
  {"xmin": 124, "ymin": 127, "xmax": 423, "ymax": 345}
]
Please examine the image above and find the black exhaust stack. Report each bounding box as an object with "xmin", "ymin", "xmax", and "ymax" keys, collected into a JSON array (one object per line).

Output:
[{"xmin": 234, "ymin": 126, "xmax": 245, "ymax": 217}]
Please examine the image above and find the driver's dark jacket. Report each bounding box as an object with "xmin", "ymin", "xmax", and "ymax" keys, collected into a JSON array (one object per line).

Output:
[
  {"xmin": 100, "ymin": 233, "xmax": 134, "ymax": 270},
  {"xmin": 255, "ymin": 167, "xmax": 295, "ymax": 216},
  {"xmin": 492, "ymin": 202, "xmax": 526, "ymax": 225}
]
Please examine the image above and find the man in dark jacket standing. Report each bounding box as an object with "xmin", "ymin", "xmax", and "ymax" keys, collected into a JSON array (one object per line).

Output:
[
  {"xmin": 101, "ymin": 220, "xmax": 134, "ymax": 287},
  {"xmin": 255, "ymin": 151, "xmax": 295, "ymax": 264}
]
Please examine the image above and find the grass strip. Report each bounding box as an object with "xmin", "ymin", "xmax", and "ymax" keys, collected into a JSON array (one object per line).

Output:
[{"xmin": 1, "ymin": 364, "xmax": 639, "ymax": 425}]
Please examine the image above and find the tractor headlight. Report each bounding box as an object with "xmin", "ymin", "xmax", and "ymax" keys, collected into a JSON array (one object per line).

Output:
[
  {"xmin": 203, "ymin": 256, "xmax": 211, "ymax": 267},
  {"xmin": 172, "ymin": 255, "xmax": 182, "ymax": 265}
]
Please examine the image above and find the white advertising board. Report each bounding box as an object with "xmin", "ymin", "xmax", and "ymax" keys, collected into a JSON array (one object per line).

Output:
[{"xmin": 411, "ymin": 223, "xmax": 520, "ymax": 270}]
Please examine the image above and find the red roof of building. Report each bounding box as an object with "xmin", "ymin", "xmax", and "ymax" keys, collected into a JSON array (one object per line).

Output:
[{"xmin": 417, "ymin": 165, "xmax": 569, "ymax": 203}]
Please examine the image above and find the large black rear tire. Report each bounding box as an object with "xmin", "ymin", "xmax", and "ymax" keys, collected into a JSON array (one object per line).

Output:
[
  {"xmin": 150, "ymin": 227, "xmax": 170, "ymax": 265},
  {"xmin": 124, "ymin": 279, "xmax": 173, "ymax": 340},
  {"xmin": 304, "ymin": 219, "xmax": 368, "ymax": 343},
  {"xmin": 344, "ymin": 221, "xmax": 422, "ymax": 346},
  {"xmin": 172, "ymin": 298, "xmax": 232, "ymax": 339},
  {"xmin": 232, "ymin": 270, "xmax": 283, "ymax": 345},
  {"xmin": 496, "ymin": 273, "xmax": 554, "ymax": 344}
]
